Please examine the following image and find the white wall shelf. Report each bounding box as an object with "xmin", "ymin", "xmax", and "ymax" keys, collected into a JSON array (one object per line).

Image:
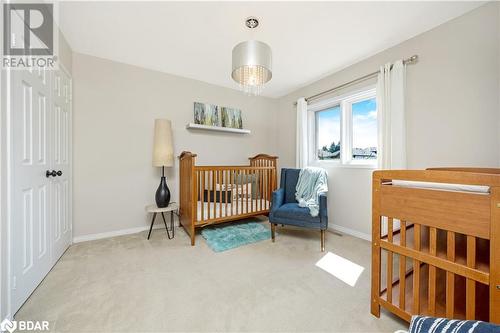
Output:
[{"xmin": 186, "ymin": 123, "xmax": 251, "ymax": 134}]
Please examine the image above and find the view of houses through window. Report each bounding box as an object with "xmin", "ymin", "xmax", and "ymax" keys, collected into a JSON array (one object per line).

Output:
[
  {"xmin": 316, "ymin": 105, "xmax": 341, "ymax": 160},
  {"xmin": 314, "ymin": 89, "xmax": 377, "ymax": 165},
  {"xmin": 351, "ymin": 98, "xmax": 377, "ymax": 160}
]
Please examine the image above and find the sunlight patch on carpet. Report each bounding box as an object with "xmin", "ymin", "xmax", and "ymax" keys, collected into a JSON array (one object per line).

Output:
[{"xmin": 315, "ymin": 252, "xmax": 364, "ymax": 287}]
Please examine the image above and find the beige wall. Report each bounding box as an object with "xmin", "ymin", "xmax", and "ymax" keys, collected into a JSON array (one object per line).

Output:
[
  {"xmin": 73, "ymin": 3, "xmax": 499, "ymax": 240},
  {"xmin": 58, "ymin": 31, "xmax": 73, "ymax": 74},
  {"xmin": 72, "ymin": 53, "xmax": 278, "ymax": 238},
  {"xmin": 277, "ymin": 2, "xmax": 500, "ymax": 238}
]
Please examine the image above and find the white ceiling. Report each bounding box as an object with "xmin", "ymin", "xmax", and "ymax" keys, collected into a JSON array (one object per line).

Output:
[{"xmin": 59, "ymin": 1, "xmax": 482, "ymax": 98}]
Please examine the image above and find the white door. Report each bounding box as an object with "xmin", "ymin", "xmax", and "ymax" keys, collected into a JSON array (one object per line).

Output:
[
  {"xmin": 10, "ymin": 67, "xmax": 72, "ymax": 314},
  {"xmin": 51, "ymin": 70, "xmax": 72, "ymax": 259}
]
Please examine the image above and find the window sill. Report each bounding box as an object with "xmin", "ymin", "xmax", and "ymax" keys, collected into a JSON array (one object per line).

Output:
[{"xmin": 310, "ymin": 160, "xmax": 377, "ymax": 169}]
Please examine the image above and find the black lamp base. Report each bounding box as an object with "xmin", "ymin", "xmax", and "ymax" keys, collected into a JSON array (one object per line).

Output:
[{"xmin": 155, "ymin": 174, "xmax": 171, "ymax": 208}]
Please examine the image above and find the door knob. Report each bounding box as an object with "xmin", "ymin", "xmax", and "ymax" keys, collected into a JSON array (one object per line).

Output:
[
  {"xmin": 56, "ymin": 170, "xmax": 62, "ymax": 176},
  {"xmin": 46, "ymin": 170, "xmax": 57, "ymax": 178}
]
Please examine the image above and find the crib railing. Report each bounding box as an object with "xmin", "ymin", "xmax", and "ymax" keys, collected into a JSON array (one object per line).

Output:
[
  {"xmin": 371, "ymin": 169, "xmax": 500, "ymax": 324},
  {"xmin": 193, "ymin": 166, "xmax": 276, "ymax": 225},
  {"xmin": 179, "ymin": 152, "xmax": 278, "ymax": 246}
]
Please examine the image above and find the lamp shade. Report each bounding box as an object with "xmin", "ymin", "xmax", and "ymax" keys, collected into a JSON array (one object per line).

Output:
[
  {"xmin": 231, "ymin": 40, "xmax": 272, "ymax": 95},
  {"xmin": 152, "ymin": 119, "xmax": 174, "ymax": 167}
]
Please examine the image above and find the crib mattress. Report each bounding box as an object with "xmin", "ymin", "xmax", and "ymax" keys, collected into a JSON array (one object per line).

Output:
[
  {"xmin": 196, "ymin": 199, "xmax": 270, "ymax": 222},
  {"xmin": 389, "ymin": 180, "xmax": 490, "ymax": 194}
]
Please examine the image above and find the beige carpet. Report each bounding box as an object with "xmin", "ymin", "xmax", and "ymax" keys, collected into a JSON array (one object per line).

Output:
[{"xmin": 15, "ymin": 218, "xmax": 406, "ymax": 332}]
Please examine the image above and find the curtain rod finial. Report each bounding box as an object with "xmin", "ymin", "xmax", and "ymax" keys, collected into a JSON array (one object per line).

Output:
[{"xmin": 406, "ymin": 55, "xmax": 419, "ymax": 64}]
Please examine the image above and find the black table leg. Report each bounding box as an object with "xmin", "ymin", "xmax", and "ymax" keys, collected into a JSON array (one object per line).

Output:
[
  {"xmin": 161, "ymin": 212, "xmax": 174, "ymax": 239},
  {"xmin": 147, "ymin": 213, "xmax": 157, "ymax": 240},
  {"xmin": 171, "ymin": 210, "xmax": 175, "ymax": 238}
]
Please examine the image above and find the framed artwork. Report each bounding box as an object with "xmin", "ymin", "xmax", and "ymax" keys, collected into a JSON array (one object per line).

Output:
[{"xmin": 193, "ymin": 102, "xmax": 242, "ymax": 129}]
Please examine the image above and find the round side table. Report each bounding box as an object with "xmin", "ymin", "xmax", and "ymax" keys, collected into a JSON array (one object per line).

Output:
[{"xmin": 145, "ymin": 203, "xmax": 179, "ymax": 240}]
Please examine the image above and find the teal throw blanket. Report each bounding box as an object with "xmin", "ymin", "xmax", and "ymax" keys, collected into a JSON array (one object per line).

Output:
[{"xmin": 295, "ymin": 167, "xmax": 328, "ymax": 217}]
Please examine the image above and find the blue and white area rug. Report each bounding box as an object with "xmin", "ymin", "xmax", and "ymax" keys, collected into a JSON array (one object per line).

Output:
[{"xmin": 201, "ymin": 221, "xmax": 271, "ymax": 252}]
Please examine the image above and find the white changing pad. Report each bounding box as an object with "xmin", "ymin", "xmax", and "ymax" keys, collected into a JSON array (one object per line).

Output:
[
  {"xmin": 196, "ymin": 199, "xmax": 270, "ymax": 221},
  {"xmin": 389, "ymin": 180, "xmax": 490, "ymax": 194}
]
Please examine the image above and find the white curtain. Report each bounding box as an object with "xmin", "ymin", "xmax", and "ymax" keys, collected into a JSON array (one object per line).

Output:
[
  {"xmin": 296, "ymin": 97, "xmax": 308, "ymax": 168},
  {"xmin": 377, "ymin": 60, "xmax": 407, "ymax": 169}
]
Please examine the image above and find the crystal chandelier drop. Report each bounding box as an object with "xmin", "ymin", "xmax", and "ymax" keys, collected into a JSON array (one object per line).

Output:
[{"xmin": 231, "ymin": 18, "xmax": 272, "ymax": 96}]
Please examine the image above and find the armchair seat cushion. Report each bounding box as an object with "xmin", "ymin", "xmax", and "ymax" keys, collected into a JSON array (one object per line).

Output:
[{"xmin": 273, "ymin": 203, "xmax": 320, "ymax": 224}]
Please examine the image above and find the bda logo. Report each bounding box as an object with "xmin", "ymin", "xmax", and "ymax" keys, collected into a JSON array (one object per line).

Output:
[{"xmin": 0, "ymin": 319, "xmax": 17, "ymax": 333}]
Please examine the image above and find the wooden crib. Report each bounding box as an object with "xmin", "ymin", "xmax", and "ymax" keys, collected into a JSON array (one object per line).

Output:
[
  {"xmin": 179, "ymin": 151, "xmax": 278, "ymax": 245},
  {"xmin": 371, "ymin": 168, "xmax": 500, "ymax": 324}
]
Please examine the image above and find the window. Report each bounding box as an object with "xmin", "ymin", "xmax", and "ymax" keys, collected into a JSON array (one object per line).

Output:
[
  {"xmin": 350, "ymin": 97, "xmax": 377, "ymax": 161},
  {"xmin": 316, "ymin": 105, "xmax": 341, "ymax": 160},
  {"xmin": 309, "ymin": 87, "xmax": 377, "ymax": 166}
]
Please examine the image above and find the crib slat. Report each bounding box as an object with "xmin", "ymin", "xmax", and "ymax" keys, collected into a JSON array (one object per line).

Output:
[
  {"xmin": 264, "ymin": 169, "xmax": 267, "ymax": 211},
  {"xmin": 197, "ymin": 171, "xmax": 201, "ymax": 222},
  {"xmin": 399, "ymin": 220, "xmax": 406, "ymax": 310},
  {"xmin": 387, "ymin": 218, "xmax": 394, "ymax": 303},
  {"xmin": 202, "ymin": 171, "xmax": 206, "ymax": 221},
  {"xmin": 254, "ymin": 170, "xmax": 257, "ymax": 212},
  {"xmin": 228, "ymin": 170, "xmax": 231, "ymax": 217},
  {"xmin": 225, "ymin": 170, "xmax": 228, "ymax": 218},
  {"xmin": 214, "ymin": 170, "xmax": 222, "ymax": 217},
  {"xmin": 230, "ymin": 169, "xmax": 234, "ymax": 216},
  {"xmin": 269, "ymin": 167, "xmax": 271, "ymax": 209},
  {"xmin": 236, "ymin": 170, "xmax": 240, "ymax": 215},
  {"xmin": 214, "ymin": 170, "xmax": 217, "ymax": 216},
  {"xmin": 257, "ymin": 169, "xmax": 260, "ymax": 211},
  {"xmin": 265, "ymin": 168, "xmax": 268, "ymax": 209},
  {"xmin": 429, "ymin": 227, "xmax": 437, "ymax": 316},
  {"xmin": 466, "ymin": 236, "xmax": 476, "ymax": 320},
  {"xmin": 211, "ymin": 170, "xmax": 215, "ymax": 219},
  {"xmin": 262, "ymin": 168, "xmax": 266, "ymax": 211},
  {"xmin": 240, "ymin": 169, "xmax": 244, "ymax": 214},
  {"xmin": 218, "ymin": 170, "xmax": 221, "ymax": 217},
  {"xmin": 260, "ymin": 168, "xmax": 263, "ymax": 211},
  {"xmin": 258, "ymin": 169, "xmax": 261, "ymax": 211},
  {"xmin": 446, "ymin": 231, "xmax": 456, "ymax": 318},
  {"xmin": 413, "ymin": 224, "xmax": 421, "ymax": 314},
  {"xmin": 246, "ymin": 170, "xmax": 249, "ymax": 214},
  {"xmin": 267, "ymin": 168, "xmax": 270, "ymax": 209},
  {"xmin": 220, "ymin": 170, "xmax": 223, "ymax": 217},
  {"xmin": 252, "ymin": 170, "xmax": 255, "ymax": 213},
  {"xmin": 194, "ymin": 170, "xmax": 197, "ymax": 221}
]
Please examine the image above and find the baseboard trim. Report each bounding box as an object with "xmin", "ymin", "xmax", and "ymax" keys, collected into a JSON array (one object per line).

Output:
[
  {"xmin": 329, "ymin": 224, "xmax": 371, "ymax": 241},
  {"xmin": 74, "ymin": 223, "xmax": 370, "ymax": 244},
  {"xmin": 73, "ymin": 225, "xmax": 169, "ymax": 243}
]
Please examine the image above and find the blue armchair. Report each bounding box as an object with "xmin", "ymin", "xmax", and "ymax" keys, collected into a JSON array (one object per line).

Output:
[{"xmin": 269, "ymin": 168, "xmax": 328, "ymax": 251}]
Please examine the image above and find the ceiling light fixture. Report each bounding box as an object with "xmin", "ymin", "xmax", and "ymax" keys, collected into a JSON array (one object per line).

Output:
[{"xmin": 231, "ymin": 17, "xmax": 272, "ymax": 96}]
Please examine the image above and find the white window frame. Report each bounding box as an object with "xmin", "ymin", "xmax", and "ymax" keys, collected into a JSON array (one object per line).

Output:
[{"xmin": 308, "ymin": 86, "xmax": 377, "ymax": 168}]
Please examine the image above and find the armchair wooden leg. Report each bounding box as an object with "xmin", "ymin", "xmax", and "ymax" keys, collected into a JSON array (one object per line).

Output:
[
  {"xmin": 271, "ymin": 223, "xmax": 276, "ymax": 242},
  {"xmin": 321, "ymin": 230, "xmax": 325, "ymax": 252}
]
